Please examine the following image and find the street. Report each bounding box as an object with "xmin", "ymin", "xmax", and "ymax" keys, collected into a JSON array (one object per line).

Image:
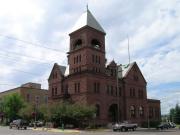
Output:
[{"xmin": 0, "ymin": 126, "xmax": 180, "ymax": 135}]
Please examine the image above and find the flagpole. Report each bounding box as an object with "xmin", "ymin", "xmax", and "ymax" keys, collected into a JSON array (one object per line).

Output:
[{"xmin": 127, "ymin": 35, "xmax": 130, "ymax": 64}]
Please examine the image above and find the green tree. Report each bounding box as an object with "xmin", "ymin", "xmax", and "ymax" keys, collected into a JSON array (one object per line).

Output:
[
  {"xmin": 169, "ymin": 103, "xmax": 180, "ymax": 124},
  {"xmin": 19, "ymin": 104, "xmax": 33, "ymax": 121},
  {"xmin": 38, "ymin": 104, "xmax": 51, "ymax": 122},
  {"xmin": 39, "ymin": 102, "xmax": 96, "ymax": 128},
  {"xmin": 3, "ymin": 93, "xmax": 25, "ymax": 121},
  {"xmin": 0, "ymin": 99, "xmax": 5, "ymax": 123}
]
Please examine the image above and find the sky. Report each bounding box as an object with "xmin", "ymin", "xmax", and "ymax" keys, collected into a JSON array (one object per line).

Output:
[{"xmin": 0, "ymin": 0, "xmax": 180, "ymax": 114}]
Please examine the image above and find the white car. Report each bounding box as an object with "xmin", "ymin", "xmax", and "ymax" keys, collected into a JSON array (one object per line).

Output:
[{"xmin": 113, "ymin": 122, "xmax": 138, "ymax": 132}]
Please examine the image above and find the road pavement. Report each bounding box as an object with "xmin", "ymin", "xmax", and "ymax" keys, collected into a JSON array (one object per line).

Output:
[{"xmin": 0, "ymin": 126, "xmax": 180, "ymax": 135}]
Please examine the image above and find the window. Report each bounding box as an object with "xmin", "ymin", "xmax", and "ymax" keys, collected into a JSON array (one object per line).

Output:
[
  {"xmin": 74, "ymin": 39, "xmax": 82, "ymax": 50},
  {"xmin": 130, "ymin": 106, "xmax": 136, "ymax": 118},
  {"xmin": 91, "ymin": 39, "xmax": 101, "ymax": 49},
  {"xmin": 94, "ymin": 82, "xmax": 100, "ymax": 93},
  {"xmin": 55, "ymin": 87, "xmax": 57, "ymax": 95},
  {"xmin": 139, "ymin": 106, "xmax": 144, "ymax": 117},
  {"xmin": 75, "ymin": 82, "xmax": 80, "ymax": 93},
  {"xmin": 130, "ymin": 88, "xmax": 135, "ymax": 97}
]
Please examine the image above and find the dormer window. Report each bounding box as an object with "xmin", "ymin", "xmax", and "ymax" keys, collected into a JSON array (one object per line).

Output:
[
  {"xmin": 73, "ymin": 39, "xmax": 82, "ymax": 50},
  {"xmin": 91, "ymin": 39, "xmax": 100, "ymax": 49}
]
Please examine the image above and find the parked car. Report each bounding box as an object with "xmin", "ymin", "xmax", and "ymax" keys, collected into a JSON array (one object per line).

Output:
[
  {"xmin": 113, "ymin": 122, "xmax": 138, "ymax": 132},
  {"xmin": 156, "ymin": 123, "xmax": 169, "ymax": 130},
  {"xmin": 168, "ymin": 122, "xmax": 176, "ymax": 128},
  {"xmin": 9, "ymin": 119, "xmax": 28, "ymax": 130},
  {"xmin": 29, "ymin": 121, "xmax": 44, "ymax": 127}
]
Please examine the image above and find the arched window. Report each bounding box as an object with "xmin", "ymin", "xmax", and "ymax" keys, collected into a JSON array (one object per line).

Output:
[
  {"xmin": 130, "ymin": 106, "xmax": 136, "ymax": 118},
  {"xmin": 95, "ymin": 104, "xmax": 100, "ymax": 117},
  {"xmin": 139, "ymin": 106, "xmax": 144, "ymax": 117},
  {"xmin": 73, "ymin": 39, "xmax": 82, "ymax": 50},
  {"xmin": 91, "ymin": 39, "xmax": 101, "ymax": 49}
]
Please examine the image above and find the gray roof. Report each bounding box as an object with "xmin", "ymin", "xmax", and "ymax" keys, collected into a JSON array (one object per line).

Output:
[
  {"xmin": 58, "ymin": 65, "xmax": 66, "ymax": 75},
  {"xmin": 71, "ymin": 9, "xmax": 105, "ymax": 33},
  {"xmin": 118, "ymin": 62, "xmax": 135, "ymax": 78}
]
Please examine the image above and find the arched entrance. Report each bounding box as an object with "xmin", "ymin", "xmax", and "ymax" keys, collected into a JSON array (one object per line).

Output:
[{"xmin": 108, "ymin": 104, "xmax": 118, "ymax": 122}]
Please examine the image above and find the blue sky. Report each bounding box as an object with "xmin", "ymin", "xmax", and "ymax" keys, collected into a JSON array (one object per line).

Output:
[{"xmin": 0, "ymin": 0, "xmax": 180, "ymax": 114}]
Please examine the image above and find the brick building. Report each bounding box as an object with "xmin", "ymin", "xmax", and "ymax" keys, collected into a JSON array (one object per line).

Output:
[
  {"xmin": 48, "ymin": 9, "xmax": 161, "ymax": 126},
  {"xmin": 0, "ymin": 82, "xmax": 48, "ymax": 106}
]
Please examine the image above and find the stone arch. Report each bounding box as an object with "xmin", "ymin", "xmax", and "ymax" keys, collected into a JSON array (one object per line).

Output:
[
  {"xmin": 91, "ymin": 39, "xmax": 101, "ymax": 49},
  {"xmin": 95, "ymin": 104, "xmax": 100, "ymax": 117},
  {"xmin": 139, "ymin": 106, "xmax": 144, "ymax": 117},
  {"xmin": 73, "ymin": 39, "xmax": 82, "ymax": 50},
  {"xmin": 108, "ymin": 104, "xmax": 118, "ymax": 122},
  {"xmin": 130, "ymin": 105, "xmax": 136, "ymax": 118}
]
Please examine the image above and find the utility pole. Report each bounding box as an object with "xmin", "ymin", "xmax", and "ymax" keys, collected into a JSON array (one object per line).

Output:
[{"xmin": 116, "ymin": 65, "xmax": 122, "ymax": 123}]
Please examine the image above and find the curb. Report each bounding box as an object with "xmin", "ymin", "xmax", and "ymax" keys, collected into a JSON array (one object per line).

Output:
[{"xmin": 31, "ymin": 128, "xmax": 81, "ymax": 133}]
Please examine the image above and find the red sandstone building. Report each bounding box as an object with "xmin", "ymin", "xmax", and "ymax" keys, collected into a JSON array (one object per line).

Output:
[{"xmin": 48, "ymin": 9, "xmax": 161, "ymax": 126}]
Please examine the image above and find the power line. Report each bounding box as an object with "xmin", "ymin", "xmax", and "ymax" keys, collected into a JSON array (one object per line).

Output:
[
  {"xmin": 0, "ymin": 34, "xmax": 66, "ymax": 53},
  {"xmin": 0, "ymin": 53, "xmax": 52, "ymax": 68},
  {"xmin": 0, "ymin": 83, "xmax": 18, "ymax": 86},
  {"xmin": 0, "ymin": 49, "xmax": 61, "ymax": 64}
]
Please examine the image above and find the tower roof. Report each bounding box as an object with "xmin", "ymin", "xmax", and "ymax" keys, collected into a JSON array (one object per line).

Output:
[{"xmin": 71, "ymin": 9, "xmax": 105, "ymax": 34}]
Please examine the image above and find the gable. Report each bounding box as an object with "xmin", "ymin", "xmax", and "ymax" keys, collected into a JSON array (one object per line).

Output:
[
  {"xmin": 125, "ymin": 62, "xmax": 147, "ymax": 84},
  {"xmin": 48, "ymin": 63, "xmax": 66, "ymax": 81}
]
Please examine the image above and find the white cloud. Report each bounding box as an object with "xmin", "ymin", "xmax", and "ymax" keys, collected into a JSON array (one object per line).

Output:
[{"xmin": 0, "ymin": 0, "xmax": 180, "ymax": 114}]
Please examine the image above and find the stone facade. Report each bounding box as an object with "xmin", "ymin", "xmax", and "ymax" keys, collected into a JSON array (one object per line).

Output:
[
  {"xmin": 0, "ymin": 82, "xmax": 48, "ymax": 106},
  {"xmin": 48, "ymin": 9, "xmax": 161, "ymax": 126}
]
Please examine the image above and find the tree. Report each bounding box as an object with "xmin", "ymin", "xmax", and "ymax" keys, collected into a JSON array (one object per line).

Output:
[
  {"xmin": 169, "ymin": 103, "xmax": 180, "ymax": 124},
  {"xmin": 38, "ymin": 102, "xmax": 96, "ymax": 128},
  {"xmin": 0, "ymin": 99, "xmax": 5, "ymax": 123},
  {"xmin": 19, "ymin": 104, "xmax": 34, "ymax": 122},
  {"xmin": 3, "ymin": 93, "xmax": 25, "ymax": 121}
]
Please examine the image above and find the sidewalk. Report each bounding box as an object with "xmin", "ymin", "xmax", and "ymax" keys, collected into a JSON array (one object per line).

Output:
[{"xmin": 30, "ymin": 127, "xmax": 81, "ymax": 133}]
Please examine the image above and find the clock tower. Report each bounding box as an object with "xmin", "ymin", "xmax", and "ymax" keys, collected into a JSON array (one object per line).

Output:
[{"xmin": 68, "ymin": 9, "xmax": 106, "ymax": 75}]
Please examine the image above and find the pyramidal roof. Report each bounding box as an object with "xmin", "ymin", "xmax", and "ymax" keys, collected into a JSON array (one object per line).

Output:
[{"xmin": 71, "ymin": 9, "xmax": 105, "ymax": 33}]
